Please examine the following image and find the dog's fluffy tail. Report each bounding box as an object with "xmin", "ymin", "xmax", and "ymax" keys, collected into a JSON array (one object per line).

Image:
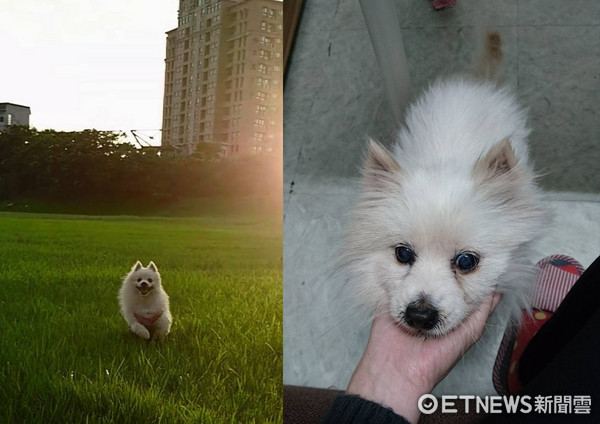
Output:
[{"xmin": 473, "ymin": 30, "xmax": 504, "ymax": 83}]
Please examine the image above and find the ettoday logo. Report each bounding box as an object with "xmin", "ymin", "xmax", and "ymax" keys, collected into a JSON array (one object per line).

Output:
[{"xmin": 418, "ymin": 394, "xmax": 591, "ymax": 415}]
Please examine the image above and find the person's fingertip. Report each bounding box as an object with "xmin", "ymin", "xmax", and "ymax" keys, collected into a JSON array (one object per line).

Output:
[{"xmin": 490, "ymin": 292, "xmax": 502, "ymax": 312}]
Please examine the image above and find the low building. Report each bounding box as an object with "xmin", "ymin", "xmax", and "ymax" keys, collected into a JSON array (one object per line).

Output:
[{"xmin": 0, "ymin": 103, "xmax": 31, "ymax": 130}]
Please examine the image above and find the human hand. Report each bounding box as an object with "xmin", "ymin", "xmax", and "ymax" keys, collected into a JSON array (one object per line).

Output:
[{"xmin": 346, "ymin": 292, "xmax": 502, "ymax": 423}]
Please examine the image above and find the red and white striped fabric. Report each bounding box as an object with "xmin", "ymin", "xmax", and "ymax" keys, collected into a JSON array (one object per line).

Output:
[
  {"xmin": 530, "ymin": 255, "xmax": 585, "ymax": 311},
  {"xmin": 493, "ymin": 254, "xmax": 586, "ymax": 395}
]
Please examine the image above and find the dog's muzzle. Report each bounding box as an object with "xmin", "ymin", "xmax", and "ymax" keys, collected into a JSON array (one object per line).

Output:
[
  {"xmin": 404, "ymin": 299, "xmax": 439, "ymax": 331},
  {"xmin": 137, "ymin": 282, "xmax": 153, "ymax": 296}
]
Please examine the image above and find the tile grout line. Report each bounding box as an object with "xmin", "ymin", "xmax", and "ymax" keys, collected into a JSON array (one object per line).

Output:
[{"xmin": 285, "ymin": 0, "xmax": 347, "ymax": 210}]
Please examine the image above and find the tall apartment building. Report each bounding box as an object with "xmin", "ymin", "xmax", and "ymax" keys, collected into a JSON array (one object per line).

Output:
[
  {"xmin": 0, "ymin": 103, "xmax": 31, "ymax": 131},
  {"xmin": 161, "ymin": 0, "xmax": 283, "ymax": 156}
]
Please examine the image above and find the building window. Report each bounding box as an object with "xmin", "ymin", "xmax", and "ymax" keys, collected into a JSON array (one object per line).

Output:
[{"xmin": 257, "ymin": 49, "xmax": 271, "ymax": 59}]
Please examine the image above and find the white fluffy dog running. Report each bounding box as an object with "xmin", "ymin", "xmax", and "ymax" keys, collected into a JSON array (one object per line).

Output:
[
  {"xmin": 119, "ymin": 261, "xmax": 172, "ymax": 340},
  {"xmin": 343, "ymin": 33, "xmax": 546, "ymax": 395}
]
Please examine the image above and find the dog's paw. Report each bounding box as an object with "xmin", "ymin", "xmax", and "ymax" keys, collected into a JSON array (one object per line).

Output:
[
  {"xmin": 152, "ymin": 326, "xmax": 171, "ymax": 340},
  {"xmin": 131, "ymin": 323, "xmax": 150, "ymax": 340}
]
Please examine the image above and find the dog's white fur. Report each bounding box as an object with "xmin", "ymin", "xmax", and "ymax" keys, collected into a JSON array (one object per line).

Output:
[
  {"xmin": 343, "ymin": 34, "xmax": 545, "ymax": 395},
  {"xmin": 119, "ymin": 261, "xmax": 172, "ymax": 340}
]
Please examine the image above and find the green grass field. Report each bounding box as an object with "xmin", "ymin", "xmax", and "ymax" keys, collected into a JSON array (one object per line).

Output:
[{"xmin": 0, "ymin": 212, "xmax": 282, "ymax": 423}]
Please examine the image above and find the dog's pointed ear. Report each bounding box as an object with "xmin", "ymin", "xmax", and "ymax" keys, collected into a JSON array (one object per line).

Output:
[
  {"xmin": 473, "ymin": 138, "xmax": 518, "ymax": 180},
  {"xmin": 147, "ymin": 261, "xmax": 157, "ymax": 272},
  {"xmin": 132, "ymin": 261, "xmax": 143, "ymax": 272},
  {"xmin": 362, "ymin": 139, "xmax": 402, "ymax": 189}
]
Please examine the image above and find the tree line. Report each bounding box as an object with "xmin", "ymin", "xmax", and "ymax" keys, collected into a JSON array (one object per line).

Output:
[{"xmin": 0, "ymin": 126, "xmax": 281, "ymax": 213}]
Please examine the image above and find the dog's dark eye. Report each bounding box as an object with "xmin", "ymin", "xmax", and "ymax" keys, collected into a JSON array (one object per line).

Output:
[
  {"xmin": 137, "ymin": 278, "xmax": 142, "ymax": 282},
  {"xmin": 454, "ymin": 253, "xmax": 479, "ymax": 272},
  {"xmin": 148, "ymin": 278, "xmax": 153, "ymax": 283},
  {"xmin": 395, "ymin": 246, "xmax": 415, "ymax": 265}
]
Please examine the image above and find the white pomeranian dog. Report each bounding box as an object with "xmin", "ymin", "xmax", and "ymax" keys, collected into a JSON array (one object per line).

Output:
[
  {"xmin": 342, "ymin": 32, "xmax": 546, "ymax": 395},
  {"xmin": 119, "ymin": 261, "xmax": 172, "ymax": 340}
]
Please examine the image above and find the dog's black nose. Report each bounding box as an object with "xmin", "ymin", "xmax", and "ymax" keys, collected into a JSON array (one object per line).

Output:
[
  {"xmin": 140, "ymin": 281, "xmax": 149, "ymax": 288},
  {"xmin": 404, "ymin": 301, "xmax": 439, "ymax": 331}
]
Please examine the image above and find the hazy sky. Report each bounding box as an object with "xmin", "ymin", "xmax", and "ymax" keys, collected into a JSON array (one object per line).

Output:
[{"xmin": 0, "ymin": 0, "xmax": 179, "ymax": 140}]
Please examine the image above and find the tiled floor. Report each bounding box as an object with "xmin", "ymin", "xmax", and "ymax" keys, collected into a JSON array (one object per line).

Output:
[
  {"xmin": 284, "ymin": 0, "xmax": 600, "ymax": 389},
  {"xmin": 284, "ymin": 0, "xmax": 600, "ymax": 193}
]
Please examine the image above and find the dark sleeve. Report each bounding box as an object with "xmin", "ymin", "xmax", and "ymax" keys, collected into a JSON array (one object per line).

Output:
[{"xmin": 321, "ymin": 394, "xmax": 411, "ymax": 424}]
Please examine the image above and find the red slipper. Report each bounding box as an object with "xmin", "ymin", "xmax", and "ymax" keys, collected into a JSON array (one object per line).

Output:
[
  {"xmin": 432, "ymin": 0, "xmax": 457, "ymax": 10},
  {"xmin": 492, "ymin": 255, "xmax": 585, "ymax": 395}
]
